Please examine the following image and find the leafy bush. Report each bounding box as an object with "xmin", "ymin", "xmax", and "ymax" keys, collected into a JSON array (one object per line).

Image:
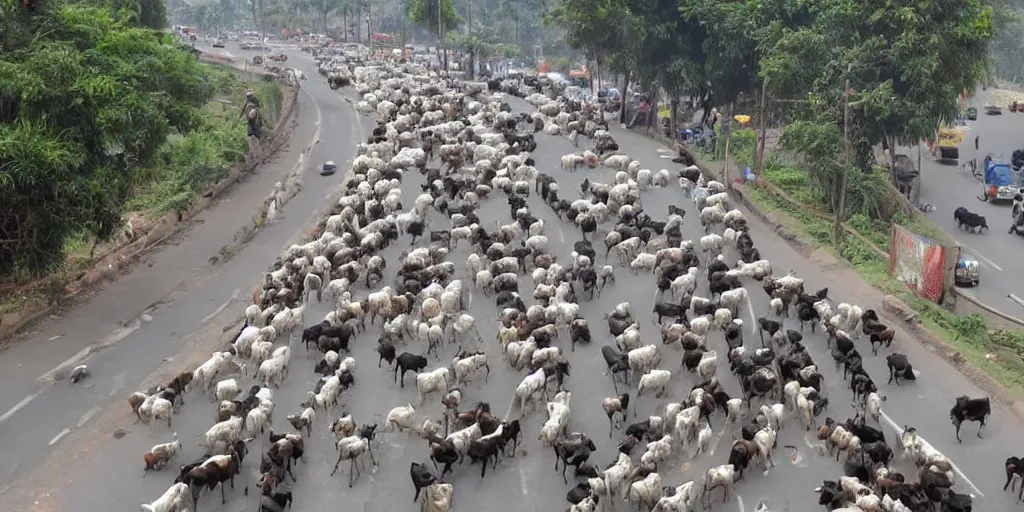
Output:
[{"xmin": 0, "ymin": 4, "xmax": 217, "ymax": 279}]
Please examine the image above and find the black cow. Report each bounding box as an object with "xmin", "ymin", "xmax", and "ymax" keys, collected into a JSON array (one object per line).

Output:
[{"xmin": 954, "ymin": 206, "xmax": 989, "ymax": 233}]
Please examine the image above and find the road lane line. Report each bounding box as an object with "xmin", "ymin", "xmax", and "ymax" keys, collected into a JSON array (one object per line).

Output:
[
  {"xmin": 0, "ymin": 389, "xmax": 45, "ymax": 424},
  {"xmin": 744, "ymin": 294, "xmax": 757, "ymax": 335},
  {"xmin": 956, "ymin": 243, "xmax": 1003, "ymax": 272},
  {"xmin": 1009, "ymin": 293, "xmax": 1024, "ymax": 309},
  {"xmin": 48, "ymin": 428, "xmax": 71, "ymax": 447},
  {"xmin": 879, "ymin": 411, "xmax": 985, "ymax": 497},
  {"xmin": 77, "ymin": 406, "xmax": 102, "ymax": 428}
]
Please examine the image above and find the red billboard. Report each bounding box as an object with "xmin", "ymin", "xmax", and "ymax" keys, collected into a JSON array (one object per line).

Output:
[{"xmin": 889, "ymin": 224, "xmax": 946, "ymax": 303}]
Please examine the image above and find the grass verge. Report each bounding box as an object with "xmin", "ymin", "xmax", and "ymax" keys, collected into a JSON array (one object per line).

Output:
[
  {"xmin": 702, "ymin": 128, "xmax": 1024, "ymax": 398},
  {"xmin": 0, "ymin": 64, "xmax": 284, "ymax": 322}
]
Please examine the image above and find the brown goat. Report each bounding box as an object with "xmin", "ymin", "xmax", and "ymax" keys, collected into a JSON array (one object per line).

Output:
[
  {"xmin": 127, "ymin": 392, "xmax": 147, "ymax": 422},
  {"xmin": 266, "ymin": 431, "xmax": 304, "ymax": 482},
  {"xmin": 183, "ymin": 445, "xmax": 243, "ymax": 505},
  {"xmin": 164, "ymin": 371, "xmax": 194, "ymax": 406}
]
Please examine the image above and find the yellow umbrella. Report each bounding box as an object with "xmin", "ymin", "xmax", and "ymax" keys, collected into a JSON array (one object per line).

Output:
[{"xmin": 734, "ymin": 115, "xmax": 752, "ymax": 127}]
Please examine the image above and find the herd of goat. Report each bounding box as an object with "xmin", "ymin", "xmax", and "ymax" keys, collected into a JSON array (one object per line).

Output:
[{"xmin": 121, "ymin": 55, "xmax": 1000, "ymax": 512}]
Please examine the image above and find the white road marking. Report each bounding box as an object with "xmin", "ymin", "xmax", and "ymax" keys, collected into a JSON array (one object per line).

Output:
[
  {"xmin": 957, "ymin": 243, "xmax": 1003, "ymax": 272},
  {"xmin": 736, "ymin": 495, "xmax": 745, "ymax": 512},
  {"xmin": 109, "ymin": 371, "xmax": 126, "ymax": 396},
  {"xmin": 48, "ymin": 428, "xmax": 71, "ymax": 447},
  {"xmin": 745, "ymin": 294, "xmax": 758, "ymax": 335},
  {"xmin": 201, "ymin": 288, "xmax": 241, "ymax": 325},
  {"xmin": 1008, "ymin": 293, "xmax": 1024, "ymax": 309},
  {"xmin": 878, "ymin": 411, "xmax": 985, "ymax": 497},
  {"xmin": 77, "ymin": 406, "xmax": 102, "ymax": 428},
  {"xmin": 0, "ymin": 389, "xmax": 45, "ymax": 424}
]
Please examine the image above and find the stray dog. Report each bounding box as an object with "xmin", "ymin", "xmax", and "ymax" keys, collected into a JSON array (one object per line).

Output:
[{"xmin": 954, "ymin": 207, "xmax": 988, "ymax": 233}]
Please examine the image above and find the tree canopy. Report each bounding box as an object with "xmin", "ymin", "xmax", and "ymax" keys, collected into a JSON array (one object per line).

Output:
[
  {"xmin": 547, "ymin": 0, "xmax": 995, "ymax": 173},
  {"xmin": 0, "ymin": 1, "xmax": 221, "ymax": 277}
]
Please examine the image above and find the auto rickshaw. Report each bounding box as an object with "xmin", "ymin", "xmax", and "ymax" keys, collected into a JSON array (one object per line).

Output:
[
  {"xmin": 955, "ymin": 256, "xmax": 980, "ymax": 287},
  {"xmin": 979, "ymin": 154, "xmax": 1021, "ymax": 203}
]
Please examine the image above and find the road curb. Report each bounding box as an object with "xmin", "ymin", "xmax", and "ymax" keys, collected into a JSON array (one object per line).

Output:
[
  {"xmin": 0, "ymin": 76, "xmax": 302, "ymax": 345},
  {"xmin": 676, "ymin": 145, "xmax": 1024, "ymax": 424}
]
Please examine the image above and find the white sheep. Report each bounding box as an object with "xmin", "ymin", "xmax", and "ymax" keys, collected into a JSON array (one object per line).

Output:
[
  {"xmin": 674, "ymin": 405, "xmax": 700, "ymax": 445},
  {"xmin": 330, "ymin": 415, "xmax": 357, "ymax": 441},
  {"xmin": 694, "ymin": 421, "xmax": 714, "ymax": 455},
  {"xmin": 720, "ymin": 287, "xmax": 749, "ymax": 317},
  {"xmin": 539, "ymin": 391, "xmax": 572, "ymax": 446},
  {"xmin": 653, "ymin": 169, "xmax": 670, "ymax": 187},
  {"xmin": 138, "ymin": 395, "xmax": 174, "ymax": 428},
  {"xmin": 386, "ymin": 403, "xmax": 418, "ymax": 432},
  {"xmin": 697, "ymin": 350, "xmax": 719, "ymax": 382},
  {"xmin": 233, "ymin": 326, "xmax": 260, "ymax": 357},
  {"xmin": 603, "ymin": 452, "xmax": 636, "ymax": 500},
  {"xmin": 141, "ymin": 482, "xmax": 190, "ymax": 512},
  {"xmin": 416, "ymin": 367, "xmax": 450, "ymax": 405},
  {"xmin": 627, "ymin": 472, "xmax": 663, "ymax": 512},
  {"xmin": 202, "ymin": 416, "xmax": 243, "ymax": 453},
  {"xmin": 215, "ymin": 379, "xmax": 240, "ymax": 402},
  {"xmin": 700, "ymin": 204, "xmax": 726, "ymax": 232},
  {"xmin": 701, "ymin": 465, "xmax": 737, "ymax": 506},
  {"xmin": 638, "ymin": 369, "xmax": 672, "ymax": 398},
  {"xmin": 866, "ymin": 392, "xmax": 884, "ymax": 423},
  {"xmin": 628, "ymin": 344, "xmax": 661, "ymax": 374},
  {"xmin": 616, "ymin": 323, "xmax": 643, "ymax": 351},
  {"xmin": 512, "ymin": 368, "xmax": 548, "ymax": 416},
  {"xmin": 629, "ymin": 252, "xmax": 657, "ymax": 274},
  {"xmin": 452, "ymin": 352, "xmax": 489, "ymax": 384},
  {"xmin": 757, "ymin": 403, "xmax": 785, "ymax": 432},
  {"xmin": 827, "ymin": 426, "xmax": 861, "ymax": 459},
  {"xmin": 653, "ymin": 481, "xmax": 695, "ymax": 512},
  {"xmin": 700, "ymin": 233, "xmax": 724, "ymax": 256},
  {"xmin": 713, "ymin": 308, "xmax": 733, "ymax": 330},
  {"xmin": 689, "ymin": 315, "xmax": 711, "ymax": 337},
  {"xmin": 446, "ymin": 423, "xmax": 483, "ymax": 457},
  {"xmin": 640, "ymin": 434, "xmax": 674, "ymax": 470}
]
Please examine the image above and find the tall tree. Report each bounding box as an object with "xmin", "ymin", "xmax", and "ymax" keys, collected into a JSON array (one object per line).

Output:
[
  {"xmin": 761, "ymin": 0, "xmax": 994, "ymax": 172},
  {"xmin": 408, "ymin": 0, "xmax": 462, "ymax": 43},
  {"xmin": 0, "ymin": 3, "xmax": 215, "ymax": 276}
]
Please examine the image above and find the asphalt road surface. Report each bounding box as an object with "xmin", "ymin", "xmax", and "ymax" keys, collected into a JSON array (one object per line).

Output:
[
  {"xmin": 0, "ymin": 45, "xmax": 367, "ymax": 507},
  {"xmin": 3, "ymin": 60, "xmax": 1022, "ymax": 512},
  {"xmin": 916, "ymin": 90, "xmax": 1024, "ymax": 315}
]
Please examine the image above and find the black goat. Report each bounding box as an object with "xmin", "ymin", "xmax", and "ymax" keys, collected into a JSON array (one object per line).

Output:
[
  {"xmin": 885, "ymin": 353, "xmax": 916, "ymax": 385},
  {"xmin": 950, "ymin": 395, "xmax": 991, "ymax": 442},
  {"xmin": 410, "ymin": 462, "xmax": 436, "ymax": 502},
  {"xmin": 395, "ymin": 352, "xmax": 428, "ymax": 387}
]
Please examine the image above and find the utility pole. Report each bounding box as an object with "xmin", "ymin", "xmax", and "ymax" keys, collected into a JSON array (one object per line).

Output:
[
  {"xmin": 259, "ymin": 0, "xmax": 266, "ymax": 41},
  {"xmin": 466, "ymin": 0, "xmax": 473, "ymax": 78},
  {"xmin": 835, "ymin": 73, "xmax": 853, "ymax": 246},
  {"xmin": 438, "ymin": 0, "xmax": 447, "ymax": 71},
  {"xmin": 755, "ymin": 81, "xmax": 767, "ymax": 174}
]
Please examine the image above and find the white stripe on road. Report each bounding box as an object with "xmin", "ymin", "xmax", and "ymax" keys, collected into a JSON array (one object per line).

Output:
[
  {"xmin": 878, "ymin": 411, "xmax": 985, "ymax": 498},
  {"xmin": 0, "ymin": 389, "xmax": 44, "ymax": 424},
  {"xmin": 48, "ymin": 428, "xmax": 71, "ymax": 447},
  {"xmin": 745, "ymin": 294, "xmax": 758, "ymax": 335},
  {"xmin": 956, "ymin": 242, "xmax": 1003, "ymax": 272}
]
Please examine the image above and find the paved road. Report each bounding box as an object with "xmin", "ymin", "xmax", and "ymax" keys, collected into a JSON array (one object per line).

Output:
[
  {"xmin": 5, "ymin": 67, "xmax": 1023, "ymax": 511},
  {"xmin": 915, "ymin": 90, "xmax": 1024, "ymax": 315},
  {"xmin": 0, "ymin": 46, "xmax": 367, "ymax": 508}
]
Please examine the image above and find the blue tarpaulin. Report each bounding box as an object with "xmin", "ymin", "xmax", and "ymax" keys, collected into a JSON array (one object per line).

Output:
[{"xmin": 984, "ymin": 156, "xmax": 1013, "ymax": 187}]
